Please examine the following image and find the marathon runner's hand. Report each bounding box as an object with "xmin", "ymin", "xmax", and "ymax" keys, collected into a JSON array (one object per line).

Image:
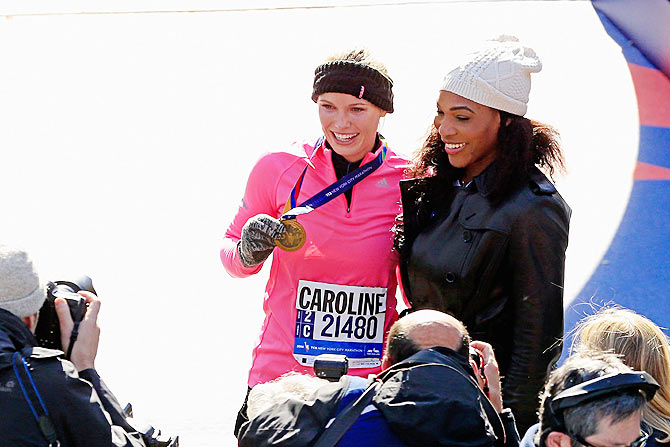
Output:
[{"xmin": 238, "ymin": 214, "xmax": 286, "ymax": 267}]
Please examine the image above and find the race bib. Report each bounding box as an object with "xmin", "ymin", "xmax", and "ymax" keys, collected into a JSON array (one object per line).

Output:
[{"xmin": 293, "ymin": 280, "xmax": 387, "ymax": 369}]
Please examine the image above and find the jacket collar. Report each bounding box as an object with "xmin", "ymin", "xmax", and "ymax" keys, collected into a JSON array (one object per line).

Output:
[
  {"xmin": 376, "ymin": 346, "xmax": 506, "ymax": 447},
  {"xmin": 381, "ymin": 346, "xmax": 477, "ymax": 381},
  {"xmin": 472, "ymin": 161, "xmax": 500, "ymax": 197},
  {"xmin": 400, "ymin": 162, "xmax": 499, "ymax": 198},
  {"xmin": 0, "ymin": 308, "xmax": 38, "ymax": 367},
  {"xmin": 402, "ymin": 162, "xmax": 556, "ymax": 198},
  {"xmin": 314, "ymin": 134, "xmax": 383, "ymax": 166}
]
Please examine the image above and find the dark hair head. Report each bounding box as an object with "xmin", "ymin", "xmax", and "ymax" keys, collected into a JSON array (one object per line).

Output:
[
  {"xmin": 537, "ymin": 352, "xmax": 647, "ymax": 447},
  {"xmin": 408, "ymin": 111, "xmax": 564, "ymax": 203},
  {"xmin": 393, "ymin": 110, "xmax": 564, "ymax": 254}
]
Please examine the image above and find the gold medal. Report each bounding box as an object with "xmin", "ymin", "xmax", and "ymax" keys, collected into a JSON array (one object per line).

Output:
[{"xmin": 275, "ymin": 219, "xmax": 306, "ymax": 251}]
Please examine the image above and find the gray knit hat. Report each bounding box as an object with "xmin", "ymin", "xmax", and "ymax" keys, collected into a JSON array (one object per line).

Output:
[
  {"xmin": 440, "ymin": 35, "xmax": 542, "ymax": 116},
  {"xmin": 0, "ymin": 245, "xmax": 45, "ymax": 318}
]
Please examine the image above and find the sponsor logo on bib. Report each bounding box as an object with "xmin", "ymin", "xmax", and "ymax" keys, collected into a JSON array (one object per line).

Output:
[{"xmin": 293, "ymin": 280, "xmax": 387, "ymax": 369}]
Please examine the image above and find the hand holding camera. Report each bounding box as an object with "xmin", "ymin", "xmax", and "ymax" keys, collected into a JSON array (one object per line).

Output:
[
  {"xmin": 470, "ymin": 341, "xmax": 503, "ymax": 413},
  {"xmin": 55, "ymin": 291, "xmax": 100, "ymax": 372},
  {"xmin": 53, "ymin": 288, "xmax": 179, "ymax": 445},
  {"xmin": 33, "ymin": 276, "xmax": 100, "ymax": 371}
]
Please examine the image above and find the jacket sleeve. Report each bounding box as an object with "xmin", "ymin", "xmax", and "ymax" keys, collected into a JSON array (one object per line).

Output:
[
  {"xmin": 220, "ymin": 151, "xmax": 287, "ymax": 278},
  {"xmin": 503, "ymin": 195, "xmax": 570, "ymax": 432},
  {"xmin": 500, "ymin": 408, "xmax": 521, "ymax": 447},
  {"xmin": 78, "ymin": 369, "xmax": 140, "ymax": 433},
  {"xmin": 238, "ymin": 377, "xmax": 348, "ymax": 446},
  {"xmin": 49, "ymin": 361, "xmax": 145, "ymax": 447}
]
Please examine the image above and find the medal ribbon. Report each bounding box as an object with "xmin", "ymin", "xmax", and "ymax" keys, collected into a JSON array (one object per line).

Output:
[{"xmin": 281, "ymin": 136, "xmax": 388, "ymax": 219}]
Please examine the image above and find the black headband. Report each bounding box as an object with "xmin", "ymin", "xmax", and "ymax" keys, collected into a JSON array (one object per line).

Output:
[{"xmin": 311, "ymin": 60, "xmax": 394, "ymax": 113}]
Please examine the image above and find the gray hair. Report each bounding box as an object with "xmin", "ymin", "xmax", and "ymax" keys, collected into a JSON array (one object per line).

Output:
[
  {"xmin": 538, "ymin": 351, "xmax": 647, "ymax": 446},
  {"xmin": 247, "ymin": 373, "xmax": 327, "ymax": 420},
  {"xmin": 564, "ymin": 392, "xmax": 646, "ymax": 442}
]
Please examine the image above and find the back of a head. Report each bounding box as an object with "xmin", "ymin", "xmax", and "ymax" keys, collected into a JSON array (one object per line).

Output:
[
  {"xmin": 385, "ymin": 309, "xmax": 469, "ymax": 366},
  {"xmin": 0, "ymin": 245, "xmax": 45, "ymax": 319},
  {"xmin": 574, "ymin": 307, "xmax": 670, "ymax": 440},
  {"xmin": 537, "ymin": 351, "xmax": 648, "ymax": 447},
  {"xmin": 377, "ymin": 310, "xmax": 502, "ymax": 447}
]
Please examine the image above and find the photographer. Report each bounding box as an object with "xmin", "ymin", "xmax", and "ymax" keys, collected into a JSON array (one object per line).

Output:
[
  {"xmin": 240, "ymin": 310, "xmax": 520, "ymax": 447},
  {"xmin": 0, "ymin": 244, "xmax": 145, "ymax": 446}
]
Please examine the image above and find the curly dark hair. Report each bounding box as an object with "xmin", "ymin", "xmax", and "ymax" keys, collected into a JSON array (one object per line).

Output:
[
  {"xmin": 393, "ymin": 111, "xmax": 565, "ymax": 253},
  {"xmin": 410, "ymin": 111, "xmax": 564, "ymax": 198}
]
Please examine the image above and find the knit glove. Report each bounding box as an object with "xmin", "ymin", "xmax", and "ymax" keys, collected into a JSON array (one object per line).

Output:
[{"xmin": 237, "ymin": 214, "xmax": 286, "ymax": 267}]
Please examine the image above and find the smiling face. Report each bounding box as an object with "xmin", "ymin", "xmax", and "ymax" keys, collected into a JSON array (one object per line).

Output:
[
  {"xmin": 434, "ymin": 90, "xmax": 501, "ymax": 183},
  {"xmin": 318, "ymin": 92, "xmax": 386, "ymax": 162}
]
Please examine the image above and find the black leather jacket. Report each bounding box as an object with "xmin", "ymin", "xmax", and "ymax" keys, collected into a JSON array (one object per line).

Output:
[{"xmin": 398, "ymin": 166, "xmax": 571, "ymax": 433}]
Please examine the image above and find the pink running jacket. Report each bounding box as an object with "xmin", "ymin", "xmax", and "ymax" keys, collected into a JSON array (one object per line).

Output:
[{"xmin": 221, "ymin": 138, "xmax": 408, "ymax": 387}]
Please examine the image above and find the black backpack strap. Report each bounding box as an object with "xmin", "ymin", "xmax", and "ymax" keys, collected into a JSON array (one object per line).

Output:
[
  {"xmin": 312, "ymin": 378, "xmax": 381, "ymax": 447},
  {"xmin": 12, "ymin": 351, "xmax": 61, "ymax": 447}
]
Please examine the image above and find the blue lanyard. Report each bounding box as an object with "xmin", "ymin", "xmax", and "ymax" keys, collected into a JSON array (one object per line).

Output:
[
  {"xmin": 282, "ymin": 136, "xmax": 388, "ymax": 219},
  {"xmin": 12, "ymin": 351, "xmax": 60, "ymax": 446}
]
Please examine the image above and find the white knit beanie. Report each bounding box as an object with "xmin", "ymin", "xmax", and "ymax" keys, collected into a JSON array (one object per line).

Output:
[
  {"xmin": 0, "ymin": 245, "xmax": 45, "ymax": 318},
  {"xmin": 440, "ymin": 35, "xmax": 542, "ymax": 116}
]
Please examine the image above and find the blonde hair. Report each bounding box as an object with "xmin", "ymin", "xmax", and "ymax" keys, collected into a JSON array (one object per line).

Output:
[
  {"xmin": 325, "ymin": 47, "xmax": 390, "ymax": 78},
  {"xmin": 573, "ymin": 307, "xmax": 670, "ymax": 442}
]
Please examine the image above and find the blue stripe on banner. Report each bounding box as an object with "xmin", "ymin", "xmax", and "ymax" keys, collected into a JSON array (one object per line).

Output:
[
  {"xmin": 562, "ymin": 181, "xmax": 670, "ymax": 359},
  {"xmin": 593, "ymin": 9, "xmax": 656, "ymax": 69},
  {"xmin": 564, "ymin": 3, "xmax": 670, "ymax": 364},
  {"xmin": 638, "ymin": 126, "xmax": 670, "ymax": 168}
]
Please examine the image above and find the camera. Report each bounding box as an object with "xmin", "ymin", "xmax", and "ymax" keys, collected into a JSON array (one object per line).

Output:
[
  {"xmin": 469, "ymin": 347, "xmax": 491, "ymax": 396},
  {"xmin": 313, "ymin": 354, "xmax": 349, "ymax": 382},
  {"xmin": 470, "ymin": 347, "xmax": 488, "ymax": 382},
  {"xmin": 469, "ymin": 347, "xmax": 483, "ymax": 370},
  {"xmin": 34, "ymin": 276, "xmax": 96, "ymax": 350}
]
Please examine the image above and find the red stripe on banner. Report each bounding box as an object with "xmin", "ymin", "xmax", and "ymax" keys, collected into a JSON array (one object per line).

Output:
[
  {"xmin": 628, "ymin": 63, "xmax": 670, "ymax": 127},
  {"xmin": 633, "ymin": 161, "xmax": 670, "ymax": 180}
]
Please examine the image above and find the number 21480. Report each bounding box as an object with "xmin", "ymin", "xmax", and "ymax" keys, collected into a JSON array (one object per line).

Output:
[{"xmin": 320, "ymin": 314, "xmax": 378, "ymax": 340}]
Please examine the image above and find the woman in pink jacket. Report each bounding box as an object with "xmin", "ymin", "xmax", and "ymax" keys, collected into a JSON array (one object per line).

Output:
[{"xmin": 220, "ymin": 48, "xmax": 408, "ymax": 435}]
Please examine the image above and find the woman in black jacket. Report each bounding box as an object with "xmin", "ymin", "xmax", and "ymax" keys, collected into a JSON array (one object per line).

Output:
[{"xmin": 394, "ymin": 35, "xmax": 571, "ymax": 434}]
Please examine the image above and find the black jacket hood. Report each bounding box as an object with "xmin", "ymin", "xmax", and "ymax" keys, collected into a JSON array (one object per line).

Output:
[
  {"xmin": 0, "ymin": 308, "xmax": 38, "ymax": 365},
  {"xmin": 374, "ymin": 347, "xmax": 506, "ymax": 447}
]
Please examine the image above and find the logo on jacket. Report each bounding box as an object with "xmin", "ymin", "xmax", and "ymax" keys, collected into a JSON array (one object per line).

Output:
[{"xmin": 375, "ymin": 178, "xmax": 389, "ymax": 188}]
